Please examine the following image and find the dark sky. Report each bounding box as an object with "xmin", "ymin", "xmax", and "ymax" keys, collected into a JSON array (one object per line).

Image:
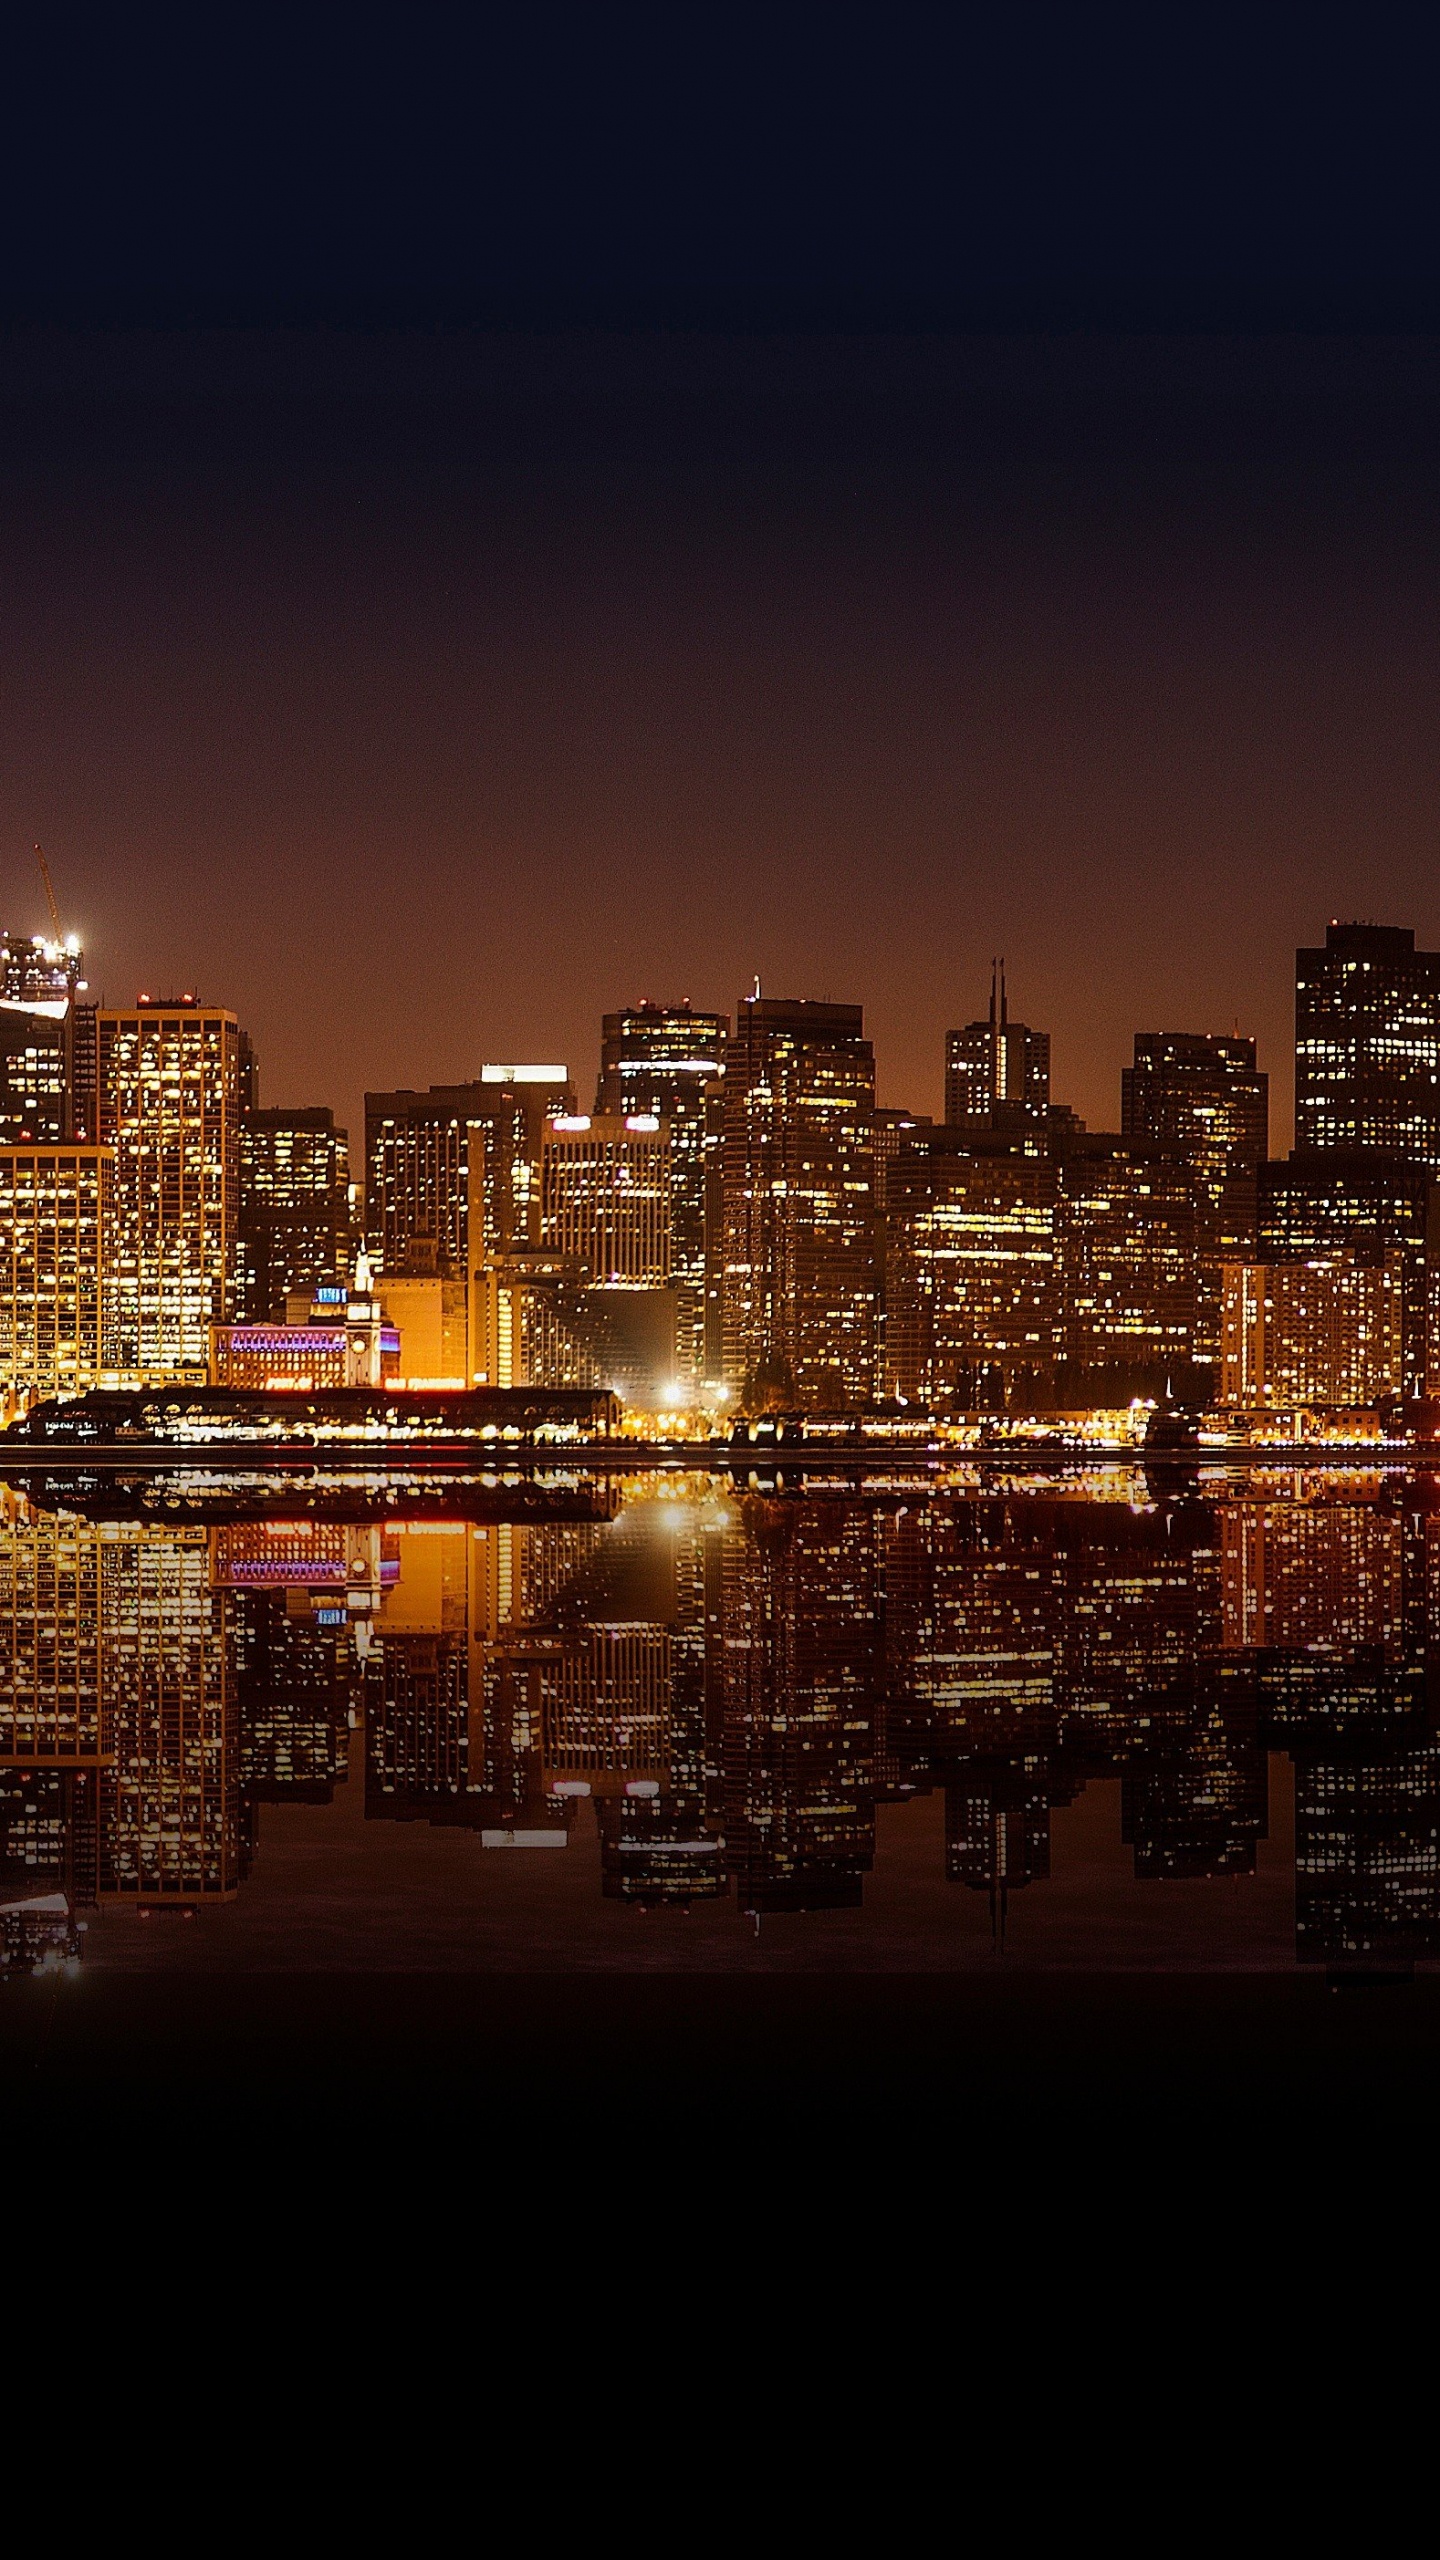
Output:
[{"xmin": 5, "ymin": 28, "xmax": 1440, "ymax": 1150}]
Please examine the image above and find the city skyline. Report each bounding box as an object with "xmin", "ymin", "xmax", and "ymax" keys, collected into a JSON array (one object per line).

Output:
[{"xmin": 9, "ymin": 331, "xmax": 1440, "ymax": 1159}]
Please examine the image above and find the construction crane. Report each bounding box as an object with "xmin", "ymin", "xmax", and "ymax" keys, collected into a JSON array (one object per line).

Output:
[{"xmin": 33, "ymin": 844, "xmax": 61, "ymax": 943}]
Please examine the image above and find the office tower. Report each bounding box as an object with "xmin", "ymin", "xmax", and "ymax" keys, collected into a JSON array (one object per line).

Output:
[
  {"xmin": 541, "ymin": 1115, "xmax": 672, "ymax": 1282},
  {"xmin": 883, "ymin": 1132, "xmax": 1056, "ymax": 1405},
  {"xmin": 1257, "ymin": 1155, "xmax": 1435, "ymax": 1396},
  {"xmin": 0, "ymin": 929, "xmax": 87, "ymax": 1146},
  {"xmin": 871, "ymin": 1105, "xmax": 933, "ymax": 1216},
  {"xmin": 1220, "ymin": 1250, "xmax": 1404, "ymax": 1411},
  {"xmin": 0, "ymin": 1146, "xmax": 112, "ymax": 1412},
  {"xmin": 1295, "ymin": 921, "xmax": 1440, "ymax": 1170},
  {"xmin": 536, "ymin": 1112, "xmax": 677, "ymax": 1400},
  {"xmin": 945, "ymin": 963, "xmax": 1050, "ymax": 1129},
  {"xmin": 91, "ymin": 999, "xmax": 245, "ymax": 1378},
  {"xmin": 1054, "ymin": 1135, "xmax": 1199, "ymax": 1387},
  {"xmin": 596, "ymin": 1003, "xmax": 729, "ymax": 1381},
  {"xmin": 721, "ymin": 994, "xmax": 879, "ymax": 1406},
  {"xmin": 364, "ymin": 1065, "xmax": 573, "ymax": 1275},
  {"xmin": 1122, "ymin": 1031, "xmax": 1268, "ymax": 1357},
  {"xmin": 238, "ymin": 1105, "xmax": 354, "ymax": 1318},
  {"xmin": 1122, "ymin": 1032, "xmax": 1267, "ymax": 1197}
]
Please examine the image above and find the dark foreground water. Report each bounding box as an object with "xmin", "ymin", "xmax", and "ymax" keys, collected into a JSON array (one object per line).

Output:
[{"xmin": 2, "ymin": 1458, "xmax": 1437, "ymax": 1990}]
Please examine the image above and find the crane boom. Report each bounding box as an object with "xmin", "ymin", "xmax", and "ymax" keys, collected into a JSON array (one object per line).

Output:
[{"xmin": 33, "ymin": 845, "xmax": 61, "ymax": 939}]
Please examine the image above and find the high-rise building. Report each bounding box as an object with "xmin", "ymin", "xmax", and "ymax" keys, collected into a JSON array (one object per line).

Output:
[
  {"xmin": 238, "ymin": 1106, "xmax": 354, "ymax": 1318},
  {"xmin": 595, "ymin": 1003, "xmax": 729, "ymax": 1381},
  {"xmin": 945, "ymin": 964, "xmax": 1050, "ymax": 1129},
  {"xmin": 1121, "ymin": 1032, "xmax": 1268, "ymax": 1358},
  {"xmin": 93, "ymin": 999, "xmax": 246, "ymax": 1378},
  {"xmin": 1257, "ymin": 1155, "xmax": 1437, "ymax": 1397},
  {"xmin": 1220, "ymin": 1251, "xmax": 1404, "ymax": 1411},
  {"xmin": 1123, "ymin": 1032, "xmax": 1268, "ymax": 1199},
  {"xmin": 1295, "ymin": 921, "xmax": 1440, "ymax": 1170},
  {"xmin": 1053, "ymin": 1135, "xmax": 1198, "ymax": 1385},
  {"xmin": 364, "ymin": 1066, "xmax": 573, "ymax": 1276},
  {"xmin": 0, "ymin": 929, "xmax": 88, "ymax": 1146},
  {"xmin": 883, "ymin": 1132, "xmax": 1056, "ymax": 1405},
  {"xmin": 540, "ymin": 1115, "xmax": 672, "ymax": 1284},
  {"xmin": 0, "ymin": 1145, "xmax": 112, "ymax": 1413},
  {"xmin": 721, "ymin": 995, "xmax": 878, "ymax": 1407}
]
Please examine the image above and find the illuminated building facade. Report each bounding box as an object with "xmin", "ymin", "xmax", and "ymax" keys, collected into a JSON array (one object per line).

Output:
[
  {"xmin": 0, "ymin": 929, "xmax": 87, "ymax": 1147},
  {"xmin": 1295, "ymin": 921, "xmax": 1440, "ymax": 1169},
  {"xmin": 0, "ymin": 1146, "xmax": 112, "ymax": 1412},
  {"xmin": 1257, "ymin": 1155, "xmax": 1436, "ymax": 1396},
  {"xmin": 945, "ymin": 964, "xmax": 1050, "ymax": 1129},
  {"xmin": 883, "ymin": 1134, "xmax": 1056, "ymax": 1405},
  {"xmin": 1122, "ymin": 1030, "xmax": 1268, "ymax": 1357},
  {"xmin": 375, "ymin": 1272, "xmax": 469, "ymax": 1387},
  {"xmin": 364, "ymin": 1066, "xmax": 572, "ymax": 1278},
  {"xmin": 1053, "ymin": 1136, "xmax": 1198, "ymax": 1384},
  {"xmin": 1220, "ymin": 1251, "xmax": 1404, "ymax": 1411},
  {"xmin": 595, "ymin": 1003, "xmax": 729, "ymax": 1380},
  {"xmin": 92, "ymin": 999, "xmax": 245, "ymax": 1379},
  {"xmin": 541, "ymin": 1115, "xmax": 672, "ymax": 1282},
  {"xmin": 238, "ymin": 1105, "xmax": 353, "ymax": 1318},
  {"xmin": 721, "ymin": 995, "xmax": 878, "ymax": 1406}
]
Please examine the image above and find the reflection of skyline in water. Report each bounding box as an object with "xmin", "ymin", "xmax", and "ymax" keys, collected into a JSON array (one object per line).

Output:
[{"xmin": 2, "ymin": 1472, "xmax": 1439, "ymax": 1978}]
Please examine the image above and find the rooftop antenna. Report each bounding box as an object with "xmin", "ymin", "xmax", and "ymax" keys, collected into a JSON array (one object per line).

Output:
[
  {"xmin": 988, "ymin": 957, "xmax": 997, "ymax": 1028},
  {"xmin": 33, "ymin": 844, "xmax": 61, "ymax": 941},
  {"xmin": 1000, "ymin": 957, "xmax": 1008, "ymax": 1027},
  {"xmin": 751, "ymin": 973, "xmax": 762, "ymax": 1001}
]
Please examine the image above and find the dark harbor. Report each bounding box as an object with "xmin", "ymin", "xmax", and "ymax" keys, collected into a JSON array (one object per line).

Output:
[{"xmin": 4, "ymin": 1463, "xmax": 1439, "ymax": 1988}]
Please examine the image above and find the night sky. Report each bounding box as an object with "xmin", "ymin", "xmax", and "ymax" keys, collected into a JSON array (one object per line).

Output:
[{"xmin": 5, "ymin": 29, "xmax": 1440, "ymax": 1154}]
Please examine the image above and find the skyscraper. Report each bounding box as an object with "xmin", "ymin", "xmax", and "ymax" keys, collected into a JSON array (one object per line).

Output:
[
  {"xmin": 93, "ymin": 999, "xmax": 246, "ymax": 1378},
  {"xmin": 540, "ymin": 1115, "xmax": 673, "ymax": 1284},
  {"xmin": 1122, "ymin": 1032, "xmax": 1267, "ymax": 1224},
  {"xmin": 721, "ymin": 994, "xmax": 878, "ymax": 1406},
  {"xmin": 1121, "ymin": 1031, "xmax": 1269, "ymax": 1360},
  {"xmin": 0, "ymin": 929, "xmax": 88, "ymax": 1146},
  {"xmin": 1257, "ymin": 1154, "xmax": 1436, "ymax": 1397},
  {"xmin": 945, "ymin": 964, "xmax": 1050, "ymax": 1129},
  {"xmin": 883, "ymin": 1131, "xmax": 1056, "ymax": 1405},
  {"xmin": 0, "ymin": 1145, "xmax": 112, "ymax": 1413},
  {"xmin": 238, "ymin": 1105, "xmax": 354, "ymax": 1319},
  {"xmin": 1053, "ymin": 1135, "xmax": 1198, "ymax": 1386},
  {"xmin": 595, "ymin": 1003, "xmax": 729, "ymax": 1380},
  {"xmin": 364, "ymin": 1066, "xmax": 572, "ymax": 1275},
  {"xmin": 1295, "ymin": 921, "xmax": 1440, "ymax": 1170}
]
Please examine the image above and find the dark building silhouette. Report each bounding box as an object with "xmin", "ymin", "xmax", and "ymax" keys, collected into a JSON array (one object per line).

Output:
[
  {"xmin": 239, "ymin": 1105, "xmax": 355, "ymax": 1319},
  {"xmin": 945, "ymin": 963, "xmax": 1050, "ymax": 1131}
]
